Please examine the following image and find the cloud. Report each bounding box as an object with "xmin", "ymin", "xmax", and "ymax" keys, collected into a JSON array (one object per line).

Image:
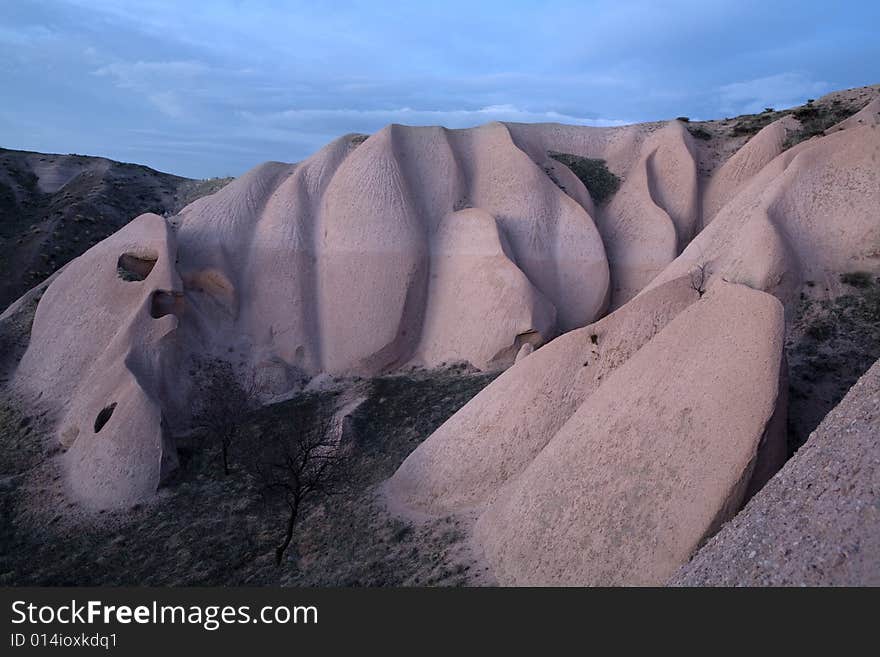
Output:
[
  {"xmin": 146, "ymin": 91, "xmax": 185, "ymax": 118},
  {"xmin": 93, "ymin": 59, "xmax": 207, "ymax": 81},
  {"xmin": 717, "ymin": 72, "xmax": 831, "ymax": 115},
  {"xmin": 93, "ymin": 59, "xmax": 208, "ymax": 118},
  {"xmin": 2, "ymin": 1, "xmax": 878, "ymax": 178},
  {"xmin": 239, "ymin": 104, "xmax": 627, "ymax": 139}
]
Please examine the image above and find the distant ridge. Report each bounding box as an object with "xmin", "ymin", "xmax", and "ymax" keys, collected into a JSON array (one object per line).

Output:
[{"xmin": 0, "ymin": 147, "xmax": 230, "ymax": 309}]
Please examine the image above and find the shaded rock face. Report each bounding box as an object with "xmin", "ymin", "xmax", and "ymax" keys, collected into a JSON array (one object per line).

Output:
[
  {"xmin": 14, "ymin": 214, "xmax": 183, "ymax": 509},
  {"xmin": 6, "ymin": 86, "xmax": 880, "ymax": 530},
  {"xmin": 172, "ymin": 123, "xmax": 611, "ymax": 379}
]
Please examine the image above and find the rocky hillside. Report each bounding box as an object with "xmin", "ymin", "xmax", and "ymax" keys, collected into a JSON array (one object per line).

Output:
[
  {"xmin": 0, "ymin": 147, "xmax": 230, "ymax": 309},
  {"xmin": 0, "ymin": 83, "xmax": 878, "ymax": 586}
]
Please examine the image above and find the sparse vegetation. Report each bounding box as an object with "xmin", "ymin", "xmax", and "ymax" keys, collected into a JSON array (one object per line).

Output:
[
  {"xmin": 548, "ymin": 152, "xmax": 621, "ymax": 204},
  {"xmin": 730, "ymin": 109, "xmax": 790, "ymax": 137},
  {"xmin": 0, "ymin": 367, "xmax": 498, "ymax": 585},
  {"xmin": 782, "ymin": 100, "xmax": 862, "ymax": 150},
  {"xmin": 687, "ymin": 125, "xmax": 712, "ymax": 140},
  {"xmin": 840, "ymin": 271, "xmax": 874, "ymax": 288},
  {"xmin": 787, "ymin": 276, "xmax": 880, "ymax": 453},
  {"xmin": 246, "ymin": 400, "xmax": 348, "ymax": 565},
  {"xmin": 191, "ymin": 359, "xmax": 261, "ymax": 476},
  {"xmin": 173, "ymin": 177, "xmax": 233, "ymax": 210},
  {"xmin": 805, "ymin": 317, "xmax": 835, "ymax": 342},
  {"xmin": 0, "ymin": 148, "xmax": 232, "ymax": 310}
]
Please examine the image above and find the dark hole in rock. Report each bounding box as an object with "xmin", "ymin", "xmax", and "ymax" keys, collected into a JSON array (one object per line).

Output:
[
  {"xmin": 150, "ymin": 290, "xmax": 184, "ymax": 318},
  {"xmin": 117, "ymin": 253, "xmax": 157, "ymax": 282},
  {"xmin": 94, "ymin": 403, "xmax": 117, "ymax": 433}
]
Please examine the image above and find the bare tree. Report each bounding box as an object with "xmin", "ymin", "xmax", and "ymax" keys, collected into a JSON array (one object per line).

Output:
[
  {"xmin": 191, "ymin": 358, "xmax": 261, "ymax": 476},
  {"xmin": 690, "ymin": 262, "xmax": 710, "ymax": 298},
  {"xmin": 249, "ymin": 405, "xmax": 348, "ymax": 565}
]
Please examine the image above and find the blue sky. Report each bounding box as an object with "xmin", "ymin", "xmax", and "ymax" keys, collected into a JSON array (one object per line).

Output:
[{"xmin": 1, "ymin": 1, "xmax": 877, "ymax": 178}]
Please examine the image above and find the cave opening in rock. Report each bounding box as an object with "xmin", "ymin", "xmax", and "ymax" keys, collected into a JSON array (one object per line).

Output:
[
  {"xmin": 150, "ymin": 290, "xmax": 184, "ymax": 318},
  {"xmin": 117, "ymin": 253, "xmax": 157, "ymax": 282},
  {"xmin": 94, "ymin": 402, "xmax": 117, "ymax": 433}
]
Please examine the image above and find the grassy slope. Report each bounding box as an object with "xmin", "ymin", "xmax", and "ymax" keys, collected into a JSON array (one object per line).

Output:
[
  {"xmin": 0, "ymin": 147, "xmax": 230, "ymax": 310},
  {"xmin": 786, "ymin": 274, "xmax": 880, "ymax": 454}
]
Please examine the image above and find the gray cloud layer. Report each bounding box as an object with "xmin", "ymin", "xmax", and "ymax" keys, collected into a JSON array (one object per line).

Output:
[{"xmin": 1, "ymin": 0, "xmax": 877, "ymax": 178}]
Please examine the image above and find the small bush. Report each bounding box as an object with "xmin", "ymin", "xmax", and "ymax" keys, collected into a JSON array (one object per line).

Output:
[
  {"xmin": 730, "ymin": 111, "xmax": 787, "ymax": 137},
  {"xmin": 840, "ymin": 271, "xmax": 874, "ymax": 288},
  {"xmin": 687, "ymin": 126, "xmax": 712, "ymax": 141},
  {"xmin": 675, "ymin": 116, "xmax": 690, "ymax": 122},
  {"xmin": 783, "ymin": 100, "xmax": 861, "ymax": 150},
  {"xmin": 806, "ymin": 318, "xmax": 834, "ymax": 342},
  {"xmin": 793, "ymin": 105, "xmax": 820, "ymax": 121},
  {"xmin": 548, "ymin": 152, "xmax": 621, "ymax": 204}
]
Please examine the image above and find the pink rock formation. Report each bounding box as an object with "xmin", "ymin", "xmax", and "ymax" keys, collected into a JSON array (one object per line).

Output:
[
  {"xmin": 508, "ymin": 120, "xmax": 700, "ymax": 308},
  {"xmin": 173, "ymin": 123, "xmax": 610, "ymax": 379},
  {"xmin": 645, "ymin": 122, "xmax": 880, "ymax": 306},
  {"xmin": 474, "ymin": 282, "xmax": 786, "ymax": 586},
  {"xmin": 8, "ymin": 86, "xmax": 879, "ymax": 532},
  {"xmin": 702, "ymin": 115, "xmax": 799, "ymax": 225},
  {"xmin": 387, "ymin": 91, "xmax": 878, "ymax": 584},
  {"xmin": 413, "ymin": 208, "xmax": 556, "ymax": 370},
  {"xmin": 15, "ymin": 214, "xmax": 181, "ymax": 508},
  {"xmin": 388, "ymin": 274, "xmax": 700, "ymax": 514}
]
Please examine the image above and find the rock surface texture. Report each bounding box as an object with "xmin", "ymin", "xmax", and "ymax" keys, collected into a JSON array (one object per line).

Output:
[
  {"xmin": 671, "ymin": 358, "xmax": 880, "ymax": 586},
  {"xmin": 387, "ymin": 86, "xmax": 880, "ymax": 584}
]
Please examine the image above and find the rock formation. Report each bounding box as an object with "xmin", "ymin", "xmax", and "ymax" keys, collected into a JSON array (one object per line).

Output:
[
  {"xmin": 15, "ymin": 213, "xmax": 182, "ymax": 508},
  {"xmin": 387, "ymin": 86, "xmax": 880, "ymax": 584},
  {"xmin": 473, "ymin": 282, "xmax": 787, "ymax": 586},
  {"xmin": 671, "ymin": 357, "xmax": 880, "ymax": 586},
  {"xmin": 4, "ymin": 80, "xmax": 879, "ymax": 602}
]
